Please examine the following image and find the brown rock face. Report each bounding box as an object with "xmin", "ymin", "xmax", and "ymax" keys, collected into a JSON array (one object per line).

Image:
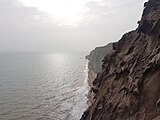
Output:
[{"xmin": 81, "ymin": 0, "xmax": 160, "ymax": 120}]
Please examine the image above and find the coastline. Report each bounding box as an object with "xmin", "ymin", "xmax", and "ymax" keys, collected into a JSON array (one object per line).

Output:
[
  {"xmin": 87, "ymin": 62, "xmax": 97, "ymax": 106},
  {"xmin": 85, "ymin": 44, "xmax": 113, "ymax": 107}
]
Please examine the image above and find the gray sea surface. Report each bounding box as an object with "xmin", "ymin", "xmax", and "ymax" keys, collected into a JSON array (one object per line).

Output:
[{"xmin": 0, "ymin": 52, "xmax": 89, "ymax": 120}]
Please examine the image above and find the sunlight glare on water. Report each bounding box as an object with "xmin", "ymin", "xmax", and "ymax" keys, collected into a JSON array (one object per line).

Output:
[{"xmin": 0, "ymin": 53, "xmax": 89, "ymax": 120}]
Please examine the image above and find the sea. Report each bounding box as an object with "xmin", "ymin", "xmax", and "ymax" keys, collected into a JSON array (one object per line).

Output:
[{"xmin": 0, "ymin": 52, "xmax": 89, "ymax": 120}]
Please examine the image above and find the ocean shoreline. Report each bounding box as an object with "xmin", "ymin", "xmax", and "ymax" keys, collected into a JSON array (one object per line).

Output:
[{"xmin": 86, "ymin": 62, "xmax": 97, "ymax": 106}]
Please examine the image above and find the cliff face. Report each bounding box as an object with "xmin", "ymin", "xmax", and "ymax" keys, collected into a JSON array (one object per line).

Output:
[
  {"xmin": 81, "ymin": 0, "xmax": 160, "ymax": 120},
  {"xmin": 86, "ymin": 43, "xmax": 113, "ymax": 74},
  {"xmin": 86, "ymin": 43, "xmax": 113, "ymax": 106}
]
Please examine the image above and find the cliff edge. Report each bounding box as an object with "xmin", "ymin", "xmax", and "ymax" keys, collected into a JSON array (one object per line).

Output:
[{"xmin": 81, "ymin": 0, "xmax": 160, "ymax": 120}]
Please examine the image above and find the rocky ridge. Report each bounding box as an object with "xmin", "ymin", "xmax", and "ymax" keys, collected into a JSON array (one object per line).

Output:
[{"xmin": 81, "ymin": 0, "xmax": 160, "ymax": 120}]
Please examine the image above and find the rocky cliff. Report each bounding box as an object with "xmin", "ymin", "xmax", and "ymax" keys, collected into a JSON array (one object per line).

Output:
[
  {"xmin": 86, "ymin": 43, "xmax": 113, "ymax": 106},
  {"xmin": 81, "ymin": 0, "xmax": 160, "ymax": 120},
  {"xmin": 86, "ymin": 43, "xmax": 113, "ymax": 74}
]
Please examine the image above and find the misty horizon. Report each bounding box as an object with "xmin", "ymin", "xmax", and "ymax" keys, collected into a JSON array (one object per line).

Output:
[{"xmin": 0, "ymin": 0, "xmax": 146, "ymax": 52}]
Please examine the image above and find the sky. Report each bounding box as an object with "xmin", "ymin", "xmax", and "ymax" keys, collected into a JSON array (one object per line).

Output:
[{"xmin": 0, "ymin": 0, "xmax": 147, "ymax": 52}]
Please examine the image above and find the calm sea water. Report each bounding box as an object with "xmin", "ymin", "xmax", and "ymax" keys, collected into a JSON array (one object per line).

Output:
[{"xmin": 0, "ymin": 53, "xmax": 89, "ymax": 120}]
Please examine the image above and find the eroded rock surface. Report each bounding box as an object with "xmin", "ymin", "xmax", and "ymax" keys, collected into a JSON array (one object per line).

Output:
[{"xmin": 81, "ymin": 0, "xmax": 160, "ymax": 120}]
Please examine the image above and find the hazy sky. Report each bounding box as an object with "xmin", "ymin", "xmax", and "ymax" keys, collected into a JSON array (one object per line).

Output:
[{"xmin": 0, "ymin": 0, "xmax": 147, "ymax": 52}]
